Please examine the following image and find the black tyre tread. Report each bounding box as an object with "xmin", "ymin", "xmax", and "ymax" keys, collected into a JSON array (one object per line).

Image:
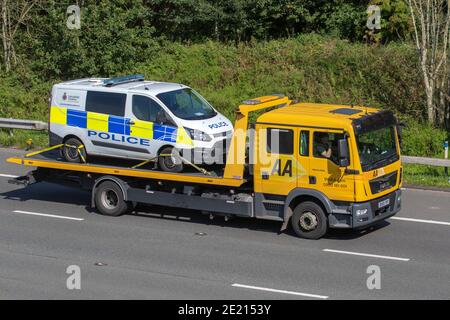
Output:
[
  {"xmin": 291, "ymin": 201, "xmax": 328, "ymax": 240},
  {"xmin": 158, "ymin": 146, "xmax": 183, "ymax": 173},
  {"xmin": 62, "ymin": 137, "xmax": 87, "ymax": 163},
  {"xmin": 94, "ymin": 181, "xmax": 131, "ymax": 217}
]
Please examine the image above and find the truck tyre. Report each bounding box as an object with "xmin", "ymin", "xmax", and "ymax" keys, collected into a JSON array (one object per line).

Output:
[
  {"xmin": 291, "ymin": 201, "xmax": 328, "ymax": 239},
  {"xmin": 158, "ymin": 146, "xmax": 183, "ymax": 173},
  {"xmin": 94, "ymin": 181, "xmax": 132, "ymax": 216},
  {"xmin": 62, "ymin": 137, "xmax": 87, "ymax": 163}
]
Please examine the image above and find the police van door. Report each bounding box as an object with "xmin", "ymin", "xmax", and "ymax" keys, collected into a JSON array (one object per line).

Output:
[
  {"xmin": 254, "ymin": 125, "xmax": 299, "ymax": 196},
  {"xmin": 85, "ymin": 91, "xmax": 128, "ymax": 157},
  {"xmin": 127, "ymin": 95, "xmax": 178, "ymax": 159}
]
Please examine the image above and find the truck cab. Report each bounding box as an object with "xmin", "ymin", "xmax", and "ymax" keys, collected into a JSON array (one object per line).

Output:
[{"xmin": 252, "ymin": 102, "xmax": 402, "ymax": 237}]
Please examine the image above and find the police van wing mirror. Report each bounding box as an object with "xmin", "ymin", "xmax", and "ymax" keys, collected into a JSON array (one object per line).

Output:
[{"xmin": 338, "ymin": 138, "xmax": 350, "ymax": 167}]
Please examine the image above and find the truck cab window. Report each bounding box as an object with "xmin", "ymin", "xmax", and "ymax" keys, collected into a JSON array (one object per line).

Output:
[
  {"xmin": 132, "ymin": 95, "xmax": 174, "ymax": 125},
  {"xmin": 313, "ymin": 132, "xmax": 343, "ymax": 164},
  {"xmin": 266, "ymin": 128, "xmax": 293, "ymax": 155},
  {"xmin": 300, "ymin": 131, "xmax": 309, "ymax": 156}
]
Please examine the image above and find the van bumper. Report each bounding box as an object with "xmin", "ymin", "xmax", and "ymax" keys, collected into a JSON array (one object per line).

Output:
[
  {"xmin": 328, "ymin": 189, "xmax": 402, "ymax": 229},
  {"xmin": 49, "ymin": 132, "xmax": 63, "ymax": 146},
  {"xmin": 186, "ymin": 139, "xmax": 230, "ymax": 165}
]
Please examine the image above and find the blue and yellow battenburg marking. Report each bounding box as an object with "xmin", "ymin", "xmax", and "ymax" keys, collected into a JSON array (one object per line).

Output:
[{"xmin": 50, "ymin": 106, "xmax": 193, "ymax": 146}]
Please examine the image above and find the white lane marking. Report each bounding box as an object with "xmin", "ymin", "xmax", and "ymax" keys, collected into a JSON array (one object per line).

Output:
[
  {"xmin": 391, "ymin": 216, "xmax": 450, "ymax": 226},
  {"xmin": 13, "ymin": 210, "xmax": 84, "ymax": 221},
  {"xmin": 0, "ymin": 174, "xmax": 18, "ymax": 178},
  {"xmin": 231, "ymin": 283, "xmax": 328, "ymax": 299},
  {"xmin": 323, "ymin": 249, "xmax": 410, "ymax": 262}
]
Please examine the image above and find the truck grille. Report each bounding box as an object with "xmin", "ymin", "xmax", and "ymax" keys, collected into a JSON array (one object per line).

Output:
[{"xmin": 369, "ymin": 171, "xmax": 398, "ymax": 194}]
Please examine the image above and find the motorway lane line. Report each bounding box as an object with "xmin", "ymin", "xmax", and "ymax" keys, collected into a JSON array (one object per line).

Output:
[
  {"xmin": 0, "ymin": 174, "xmax": 18, "ymax": 178},
  {"xmin": 323, "ymin": 249, "xmax": 410, "ymax": 262},
  {"xmin": 231, "ymin": 283, "xmax": 329, "ymax": 299},
  {"xmin": 390, "ymin": 216, "xmax": 450, "ymax": 226},
  {"xmin": 12, "ymin": 210, "xmax": 84, "ymax": 221}
]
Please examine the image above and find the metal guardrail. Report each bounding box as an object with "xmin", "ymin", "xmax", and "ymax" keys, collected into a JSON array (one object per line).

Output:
[
  {"xmin": 0, "ymin": 118, "xmax": 48, "ymax": 131},
  {"xmin": 0, "ymin": 117, "xmax": 448, "ymax": 168},
  {"xmin": 402, "ymin": 156, "xmax": 450, "ymax": 168}
]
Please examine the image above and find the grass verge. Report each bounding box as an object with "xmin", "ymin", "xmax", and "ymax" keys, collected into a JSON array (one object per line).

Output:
[
  {"xmin": 0, "ymin": 129, "xmax": 48, "ymax": 150},
  {"xmin": 403, "ymin": 164, "xmax": 450, "ymax": 190}
]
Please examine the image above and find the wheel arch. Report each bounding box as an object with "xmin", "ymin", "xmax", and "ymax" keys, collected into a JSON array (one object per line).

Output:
[{"xmin": 91, "ymin": 175, "xmax": 128, "ymax": 208}]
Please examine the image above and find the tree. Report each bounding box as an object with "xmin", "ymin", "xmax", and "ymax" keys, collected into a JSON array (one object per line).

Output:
[
  {"xmin": 0, "ymin": 0, "xmax": 38, "ymax": 72},
  {"xmin": 407, "ymin": 0, "xmax": 450, "ymax": 126}
]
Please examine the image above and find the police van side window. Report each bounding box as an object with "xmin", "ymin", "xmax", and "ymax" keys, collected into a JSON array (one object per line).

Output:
[
  {"xmin": 133, "ymin": 95, "xmax": 175, "ymax": 126},
  {"xmin": 86, "ymin": 91, "xmax": 126, "ymax": 117},
  {"xmin": 132, "ymin": 95, "xmax": 161, "ymax": 122}
]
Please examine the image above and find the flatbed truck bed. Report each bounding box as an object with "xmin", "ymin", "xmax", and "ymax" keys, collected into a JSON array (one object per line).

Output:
[{"xmin": 6, "ymin": 151, "xmax": 245, "ymax": 187}]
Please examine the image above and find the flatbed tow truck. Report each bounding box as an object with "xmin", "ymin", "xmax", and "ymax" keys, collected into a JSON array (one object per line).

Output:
[{"xmin": 6, "ymin": 95, "xmax": 403, "ymax": 239}]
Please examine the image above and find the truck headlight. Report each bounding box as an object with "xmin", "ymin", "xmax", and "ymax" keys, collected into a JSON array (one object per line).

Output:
[
  {"xmin": 356, "ymin": 209, "xmax": 368, "ymax": 216},
  {"xmin": 184, "ymin": 127, "xmax": 211, "ymax": 142}
]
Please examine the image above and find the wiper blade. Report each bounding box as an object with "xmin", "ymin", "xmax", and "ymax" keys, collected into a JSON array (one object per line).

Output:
[{"xmin": 365, "ymin": 153, "xmax": 398, "ymax": 171}]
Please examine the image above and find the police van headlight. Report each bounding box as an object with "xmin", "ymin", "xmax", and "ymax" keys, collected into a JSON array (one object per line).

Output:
[{"xmin": 185, "ymin": 127, "xmax": 212, "ymax": 142}]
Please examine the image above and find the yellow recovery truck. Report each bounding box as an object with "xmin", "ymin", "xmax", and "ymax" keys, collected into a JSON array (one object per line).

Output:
[{"xmin": 7, "ymin": 95, "xmax": 403, "ymax": 239}]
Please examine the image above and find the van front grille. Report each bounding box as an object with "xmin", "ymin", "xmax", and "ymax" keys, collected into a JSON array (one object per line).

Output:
[{"xmin": 369, "ymin": 171, "xmax": 398, "ymax": 194}]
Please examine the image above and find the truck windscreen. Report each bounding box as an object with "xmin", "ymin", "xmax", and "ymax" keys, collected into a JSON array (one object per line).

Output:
[{"xmin": 356, "ymin": 126, "xmax": 399, "ymax": 172}]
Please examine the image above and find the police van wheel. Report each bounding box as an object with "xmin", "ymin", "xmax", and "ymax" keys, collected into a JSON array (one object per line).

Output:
[
  {"xmin": 291, "ymin": 201, "xmax": 328, "ymax": 239},
  {"xmin": 158, "ymin": 147, "xmax": 183, "ymax": 173},
  {"xmin": 94, "ymin": 181, "xmax": 132, "ymax": 217},
  {"xmin": 62, "ymin": 137, "xmax": 86, "ymax": 163}
]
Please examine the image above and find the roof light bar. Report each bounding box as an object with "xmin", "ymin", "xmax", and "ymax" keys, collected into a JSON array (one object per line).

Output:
[{"xmin": 104, "ymin": 74, "xmax": 145, "ymax": 87}]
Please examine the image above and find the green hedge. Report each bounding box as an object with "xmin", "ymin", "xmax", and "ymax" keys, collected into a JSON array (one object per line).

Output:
[{"xmin": 1, "ymin": 35, "xmax": 447, "ymax": 158}]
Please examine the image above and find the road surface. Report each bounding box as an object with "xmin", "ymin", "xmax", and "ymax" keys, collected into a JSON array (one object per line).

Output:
[{"xmin": 0, "ymin": 148, "xmax": 449, "ymax": 299}]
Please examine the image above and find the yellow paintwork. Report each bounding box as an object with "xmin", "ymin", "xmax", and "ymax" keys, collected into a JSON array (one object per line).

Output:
[
  {"xmin": 87, "ymin": 112, "xmax": 109, "ymax": 132},
  {"xmin": 176, "ymin": 127, "xmax": 194, "ymax": 147},
  {"xmin": 130, "ymin": 119, "xmax": 153, "ymax": 139},
  {"xmin": 223, "ymin": 95, "xmax": 291, "ymax": 180},
  {"xmin": 254, "ymin": 102, "xmax": 402, "ymax": 202},
  {"xmin": 50, "ymin": 106, "xmax": 67, "ymax": 125},
  {"xmin": 6, "ymin": 156, "xmax": 244, "ymax": 187}
]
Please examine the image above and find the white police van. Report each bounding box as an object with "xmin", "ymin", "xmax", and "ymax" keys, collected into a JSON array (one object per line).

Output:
[{"xmin": 49, "ymin": 74, "xmax": 233, "ymax": 172}]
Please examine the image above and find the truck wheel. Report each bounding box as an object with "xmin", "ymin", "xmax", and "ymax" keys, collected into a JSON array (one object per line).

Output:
[
  {"xmin": 94, "ymin": 181, "xmax": 131, "ymax": 216},
  {"xmin": 158, "ymin": 146, "xmax": 183, "ymax": 173},
  {"xmin": 62, "ymin": 137, "xmax": 87, "ymax": 163},
  {"xmin": 291, "ymin": 201, "xmax": 328, "ymax": 239}
]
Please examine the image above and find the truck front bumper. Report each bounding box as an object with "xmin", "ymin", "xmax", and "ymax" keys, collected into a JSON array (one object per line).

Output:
[{"xmin": 328, "ymin": 189, "xmax": 402, "ymax": 229}]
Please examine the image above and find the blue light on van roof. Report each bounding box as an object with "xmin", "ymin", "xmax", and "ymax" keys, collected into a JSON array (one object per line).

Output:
[{"xmin": 103, "ymin": 74, "xmax": 145, "ymax": 87}]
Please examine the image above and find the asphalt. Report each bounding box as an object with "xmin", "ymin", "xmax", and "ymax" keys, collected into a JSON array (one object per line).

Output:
[{"xmin": 0, "ymin": 147, "xmax": 449, "ymax": 299}]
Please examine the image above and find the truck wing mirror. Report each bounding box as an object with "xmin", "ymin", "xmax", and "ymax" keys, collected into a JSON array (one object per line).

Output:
[
  {"xmin": 338, "ymin": 138, "xmax": 350, "ymax": 167},
  {"xmin": 396, "ymin": 121, "xmax": 406, "ymax": 151}
]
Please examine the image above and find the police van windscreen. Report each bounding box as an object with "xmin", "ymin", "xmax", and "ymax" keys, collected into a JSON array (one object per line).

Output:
[{"xmin": 157, "ymin": 88, "xmax": 217, "ymax": 120}]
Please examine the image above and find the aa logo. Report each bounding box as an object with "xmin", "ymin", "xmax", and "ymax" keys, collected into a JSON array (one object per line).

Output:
[{"xmin": 271, "ymin": 159, "xmax": 292, "ymax": 177}]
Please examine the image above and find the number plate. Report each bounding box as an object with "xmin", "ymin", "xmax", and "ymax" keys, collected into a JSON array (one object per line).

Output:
[{"xmin": 378, "ymin": 198, "xmax": 390, "ymax": 208}]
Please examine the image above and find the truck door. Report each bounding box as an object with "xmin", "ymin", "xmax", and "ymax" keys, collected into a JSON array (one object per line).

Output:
[
  {"xmin": 254, "ymin": 125, "xmax": 299, "ymax": 196},
  {"xmin": 310, "ymin": 129, "xmax": 355, "ymax": 202}
]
